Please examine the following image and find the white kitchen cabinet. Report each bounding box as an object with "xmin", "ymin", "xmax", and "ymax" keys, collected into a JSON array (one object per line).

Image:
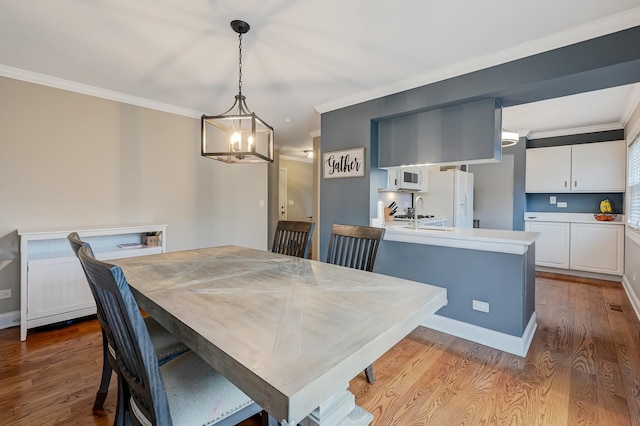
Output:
[
  {"xmin": 19, "ymin": 224, "xmax": 167, "ymax": 340},
  {"xmin": 525, "ymin": 145, "xmax": 572, "ymax": 192},
  {"xmin": 525, "ymin": 140, "xmax": 626, "ymax": 193},
  {"xmin": 525, "ymin": 221, "xmax": 570, "ymax": 268},
  {"xmin": 570, "ymin": 222, "xmax": 624, "ymax": 275},
  {"xmin": 571, "ymin": 140, "xmax": 626, "ymax": 192}
]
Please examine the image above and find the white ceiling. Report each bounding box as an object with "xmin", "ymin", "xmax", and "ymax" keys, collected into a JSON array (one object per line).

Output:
[
  {"xmin": 503, "ymin": 83, "xmax": 640, "ymax": 139},
  {"xmin": 1, "ymin": 1, "xmax": 640, "ymax": 157}
]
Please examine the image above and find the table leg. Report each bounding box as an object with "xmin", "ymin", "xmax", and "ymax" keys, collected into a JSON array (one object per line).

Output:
[{"xmin": 298, "ymin": 386, "xmax": 373, "ymax": 426}]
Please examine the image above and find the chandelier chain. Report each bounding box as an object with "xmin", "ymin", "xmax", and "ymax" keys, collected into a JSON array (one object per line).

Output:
[{"xmin": 238, "ymin": 32, "xmax": 243, "ymax": 96}]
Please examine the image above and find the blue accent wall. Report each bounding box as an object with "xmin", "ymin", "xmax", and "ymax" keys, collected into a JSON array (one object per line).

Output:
[
  {"xmin": 320, "ymin": 27, "xmax": 640, "ymax": 256},
  {"xmin": 375, "ymin": 241, "xmax": 535, "ymax": 337},
  {"xmin": 527, "ymin": 193, "xmax": 623, "ymax": 214}
]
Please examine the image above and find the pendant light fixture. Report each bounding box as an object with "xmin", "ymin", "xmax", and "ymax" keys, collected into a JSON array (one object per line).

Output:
[{"xmin": 201, "ymin": 20, "xmax": 274, "ymax": 163}]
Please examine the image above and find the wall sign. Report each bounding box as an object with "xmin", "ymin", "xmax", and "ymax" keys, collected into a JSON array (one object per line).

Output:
[{"xmin": 323, "ymin": 147, "xmax": 365, "ymax": 179}]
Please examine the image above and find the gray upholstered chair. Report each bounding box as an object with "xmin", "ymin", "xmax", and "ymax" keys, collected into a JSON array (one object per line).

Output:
[
  {"xmin": 68, "ymin": 232, "xmax": 188, "ymax": 419},
  {"xmin": 77, "ymin": 245, "xmax": 264, "ymax": 425},
  {"xmin": 326, "ymin": 224, "xmax": 385, "ymax": 384},
  {"xmin": 272, "ymin": 220, "xmax": 315, "ymax": 258}
]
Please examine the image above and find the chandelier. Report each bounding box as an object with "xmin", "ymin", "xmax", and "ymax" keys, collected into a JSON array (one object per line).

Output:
[{"xmin": 201, "ymin": 20, "xmax": 274, "ymax": 163}]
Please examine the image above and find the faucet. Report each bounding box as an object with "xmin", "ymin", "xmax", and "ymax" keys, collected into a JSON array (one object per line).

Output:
[{"xmin": 414, "ymin": 196, "xmax": 424, "ymax": 230}]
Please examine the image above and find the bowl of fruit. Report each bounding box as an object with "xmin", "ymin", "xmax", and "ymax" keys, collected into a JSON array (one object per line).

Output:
[{"xmin": 594, "ymin": 198, "xmax": 616, "ymax": 221}]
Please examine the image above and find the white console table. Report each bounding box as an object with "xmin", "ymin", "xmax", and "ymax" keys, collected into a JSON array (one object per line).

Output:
[{"xmin": 19, "ymin": 224, "xmax": 167, "ymax": 341}]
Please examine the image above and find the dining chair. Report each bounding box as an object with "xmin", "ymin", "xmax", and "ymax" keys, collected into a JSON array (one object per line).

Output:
[
  {"xmin": 326, "ymin": 223, "xmax": 386, "ymax": 384},
  {"xmin": 77, "ymin": 245, "xmax": 264, "ymax": 426},
  {"xmin": 67, "ymin": 232, "xmax": 189, "ymax": 418},
  {"xmin": 271, "ymin": 220, "xmax": 315, "ymax": 258}
]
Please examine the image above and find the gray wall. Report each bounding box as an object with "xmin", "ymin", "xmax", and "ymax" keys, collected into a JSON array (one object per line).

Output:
[{"xmin": 320, "ymin": 26, "xmax": 640, "ymax": 254}]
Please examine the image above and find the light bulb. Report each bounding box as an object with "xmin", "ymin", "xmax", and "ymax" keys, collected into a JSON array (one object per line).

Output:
[{"xmin": 231, "ymin": 132, "xmax": 241, "ymax": 151}]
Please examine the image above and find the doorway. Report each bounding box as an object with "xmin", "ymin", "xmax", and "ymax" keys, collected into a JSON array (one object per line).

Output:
[{"xmin": 279, "ymin": 168, "xmax": 288, "ymax": 220}]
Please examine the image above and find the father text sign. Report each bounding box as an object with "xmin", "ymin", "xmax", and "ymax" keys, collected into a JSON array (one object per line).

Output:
[{"xmin": 323, "ymin": 147, "xmax": 365, "ymax": 179}]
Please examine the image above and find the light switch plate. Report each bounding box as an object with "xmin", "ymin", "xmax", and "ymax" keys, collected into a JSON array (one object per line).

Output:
[
  {"xmin": 550, "ymin": 196, "xmax": 556, "ymax": 204},
  {"xmin": 557, "ymin": 201, "xmax": 568, "ymax": 208}
]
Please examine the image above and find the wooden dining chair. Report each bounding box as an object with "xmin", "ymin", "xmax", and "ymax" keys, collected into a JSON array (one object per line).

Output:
[
  {"xmin": 326, "ymin": 224, "xmax": 386, "ymax": 384},
  {"xmin": 67, "ymin": 232, "xmax": 189, "ymax": 419},
  {"xmin": 271, "ymin": 220, "xmax": 315, "ymax": 258},
  {"xmin": 77, "ymin": 245, "xmax": 264, "ymax": 426}
]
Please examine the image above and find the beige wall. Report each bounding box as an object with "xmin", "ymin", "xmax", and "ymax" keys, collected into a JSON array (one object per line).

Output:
[{"xmin": 0, "ymin": 77, "xmax": 268, "ymax": 316}]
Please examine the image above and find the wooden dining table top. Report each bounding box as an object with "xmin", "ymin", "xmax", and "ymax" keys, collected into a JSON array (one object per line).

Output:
[{"xmin": 111, "ymin": 245, "xmax": 447, "ymax": 423}]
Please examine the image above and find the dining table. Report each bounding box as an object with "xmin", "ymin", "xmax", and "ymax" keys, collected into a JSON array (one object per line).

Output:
[{"xmin": 111, "ymin": 245, "xmax": 447, "ymax": 425}]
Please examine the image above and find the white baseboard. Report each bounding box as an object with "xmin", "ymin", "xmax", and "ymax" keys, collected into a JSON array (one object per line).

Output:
[
  {"xmin": 536, "ymin": 266, "xmax": 621, "ymax": 282},
  {"xmin": 422, "ymin": 312, "xmax": 537, "ymax": 357},
  {"xmin": 0, "ymin": 310, "xmax": 20, "ymax": 330},
  {"xmin": 622, "ymin": 276, "xmax": 640, "ymax": 321}
]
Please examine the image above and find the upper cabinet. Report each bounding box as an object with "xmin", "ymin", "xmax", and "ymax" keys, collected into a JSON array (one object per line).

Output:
[
  {"xmin": 525, "ymin": 140, "xmax": 626, "ymax": 193},
  {"xmin": 525, "ymin": 145, "xmax": 572, "ymax": 192}
]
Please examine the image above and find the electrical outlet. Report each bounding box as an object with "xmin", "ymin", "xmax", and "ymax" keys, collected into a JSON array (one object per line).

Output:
[
  {"xmin": 550, "ymin": 196, "xmax": 556, "ymax": 204},
  {"xmin": 557, "ymin": 201, "xmax": 567, "ymax": 208},
  {"xmin": 472, "ymin": 299, "xmax": 489, "ymax": 313},
  {"xmin": 0, "ymin": 289, "xmax": 11, "ymax": 299}
]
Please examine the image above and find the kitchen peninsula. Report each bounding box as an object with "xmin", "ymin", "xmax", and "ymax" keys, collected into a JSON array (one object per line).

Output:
[{"xmin": 375, "ymin": 223, "xmax": 539, "ymax": 356}]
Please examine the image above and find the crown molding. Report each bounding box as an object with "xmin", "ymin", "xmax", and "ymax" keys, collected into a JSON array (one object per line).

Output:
[
  {"xmin": 0, "ymin": 64, "xmax": 203, "ymax": 119},
  {"xmin": 315, "ymin": 8, "xmax": 640, "ymax": 114},
  {"xmin": 518, "ymin": 130, "xmax": 532, "ymax": 139},
  {"xmin": 528, "ymin": 123, "xmax": 623, "ymax": 140}
]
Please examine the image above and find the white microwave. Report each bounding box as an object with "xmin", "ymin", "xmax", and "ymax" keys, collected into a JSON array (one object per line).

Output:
[{"xmin": 397, "ymin": 167, "xmax": 423, "ymax": 191}]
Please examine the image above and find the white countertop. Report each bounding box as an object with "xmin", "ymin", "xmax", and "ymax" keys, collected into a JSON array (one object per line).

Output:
[
  {"xmin": 524, "ymin": 212, "xmax": 625, "ymax": 224},
  {"xmin": 383, "ymin": 223, "xmax": 539, "ymax": 255}
]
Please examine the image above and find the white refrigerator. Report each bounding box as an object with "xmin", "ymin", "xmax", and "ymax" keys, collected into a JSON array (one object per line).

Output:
[{"xmin": 417, "ymin": 170, "xmax": 474, "ymax": 227}]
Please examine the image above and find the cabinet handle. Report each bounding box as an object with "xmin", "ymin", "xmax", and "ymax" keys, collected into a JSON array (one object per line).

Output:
[
  {"xmin": 574, "ymin": 180, "xmax": 577, "ymax": 187},
  {"xmin": 564, "ymin": 181, "xmax": 567, "ymax": 188}
]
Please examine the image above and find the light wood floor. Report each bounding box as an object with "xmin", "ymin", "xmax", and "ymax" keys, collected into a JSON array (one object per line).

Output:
[{"xmin": 1, "ymin": 274, "xmax": 639, "ymax": 425}]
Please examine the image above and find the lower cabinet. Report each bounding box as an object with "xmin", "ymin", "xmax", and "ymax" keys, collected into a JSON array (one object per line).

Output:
[
  {"xmin": 570, "ymin": 222, "xmax": 624, "ymax": 275},
  {"xmin": 525, "ymin": 220, "xmax": 624, "ymax": 276},
  {"xmin": 524, "ymin": 221, "xmax": 570, "ymax": 268}
]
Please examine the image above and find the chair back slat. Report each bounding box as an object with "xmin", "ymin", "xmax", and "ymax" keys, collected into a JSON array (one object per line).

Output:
[
  {"xmin": 78, "ymin": 245, "xmax": 172, "ymax": 426},
  {"xmin": 272, "ymin": 221, "xmax": 315, "ymax": 258},
  {"xmin": 326, "ymin": 224, "xmax": 385, "ymax": 272}
]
